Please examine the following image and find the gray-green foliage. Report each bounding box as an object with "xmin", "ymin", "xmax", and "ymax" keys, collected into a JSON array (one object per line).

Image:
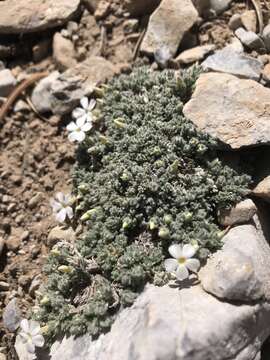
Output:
[{"xmin": 35, "ymin": 67, "xmax": 250, "ymax": 341}]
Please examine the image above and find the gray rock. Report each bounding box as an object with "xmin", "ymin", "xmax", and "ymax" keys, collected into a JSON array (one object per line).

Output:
[
  {"xmin": 200, "ymin": 222, "xmax": 270, "ymax": 301},
  {"xmin": 228, "ymin": 13, "xmax": 242, "ymax": 31},
  {"xmin": 31, "ymin": 71, "xmax": 59, "ymax": 114},
  {"xmin": 202, "ymin": 47, "xmax": 262, "ymax": 80},
  {"xmin": 3, "ymin": 299, "xmax": 21, "ymax": 332},
  {"xmin": 253, "ymin": 175, "xmax": 270, "ymax": 202},
  {"xmin": 50, "ymin": 57, "xmax": 116, "ymax": 115},
  {"xmin": 50, "ymin": 284, "xmax": 270, "ymax": 360},
  {"xmin": 0, "ymin": 0, "xmax": 80, "ymax": 34},
  {"xmin": 241, "ymin": 10, "xmax": 257, "ymax": 33},
  {"xmin": 218, "ymin": 199, "xmax": 257, "ymax": 226},
  {"xmin": 53, "ymin": 33, "xmax": 77, "ymax": 71},
  {"xmin": 183, "ymin": 72, "xmax": 270, "ymax": 149},
  {"xmin": 209, "ymin": 0, "xmax": 232, "ymax": 14},
  {"xmin": 175, "ymin": 44, "xmax": 215, "ymax": 64},
  {"xmin": 262, "ymin": 24, "xmax": 270, "ymax": 52},
  {"xmin": 47, "ymin": 226, "xmax": 76, "ymax": 246},
  {"xmin": 28, "ymin": 192, "xmax": 43, "ymax": 209},
  {"xmin": 235, "ymin": 27, "xmax": 265, "ymax": 51},
  {"xmin": 140, "ymin": 0, "xmax": 198, "ymax": 60},
  {"xmin": 0, "ymin": 69, "xmax": 16, "ymax": 97}
]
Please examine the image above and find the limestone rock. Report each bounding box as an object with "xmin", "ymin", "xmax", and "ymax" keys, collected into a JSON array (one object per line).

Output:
[
  {"xmin": 0, "ymin": 0, "xmax": 80, "ymax": 34},
  {"xmin": 235, "ymin": 27, "xmax": 265, "ymax": 51},
  {"xmin": 200, "ymin": 223, "xmax": 270, "ymax": 301},
  {"xmin": 209, "ymin": 0, "xmax": 232, "ymax": 14},
  {"xmin": 175, "ymin": 44, "xmax": 215, "ymax": 64},
  {"xmin": 241, "ymin": 10, "xmax": 257, "ymax": 33},
  {"xmin": 47, "ymin": 226, "xmax": 76, "ymax": 246},
  {"xmin": 202, "ymin": 47, "xmax": 262, "ymax": 80},
  {"xmin": 31, "ymin": 71, "xmax": 60, "ymax": 114},
  {"xmin": 50, "ymin": 56, "xmax": 116, "ymax": 115},
  {"xmin": 0, "ymin": 69, "xmax": 16, "ymax": 97},
  {"xmin": 218, "ymin": 199, "xmax": 257, "ymax": 226},
  {"xmin": 183, "ymin": 72, "xmax": 270, "ymax": 149},
  {"xmin": 50, "ymin": 284, "xmax": 270, "ymax": 360},
  {"xmin": 3, "ymin": 299, "xmax": 21, "ymax": 332},
  {"xmin": 253, "ymin": 176, "xmax": 270, "ymax": 202},
  {"xmin": 140, "ymin": 0, "xmax": 198, "ymax": 60},
  {"xmin": 123, "ymin": 0, "xmax": 161, "ymax": 16},
  {"xmin": 53, "ymin": 33, "xmax": 77, "ymax": 71}
]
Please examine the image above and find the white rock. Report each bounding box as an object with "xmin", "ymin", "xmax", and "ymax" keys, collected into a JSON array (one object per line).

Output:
[
  {"xmin": 202, "ymin": 47, "xmax": 262, "ymax": 80},
  {"xmin": 175, "ymin": 44, "xmax": 215, "ymax": 64},
  {"xmin": 0, "ymin": 69, "xmax": 16, "ymax": 97},
  {"xmin": 235, "ymin": 27, "xmax": 265, "ymax": 50},
  {"xmin": 218, "ymin": 199, "xmax": 257, "ymax": 226},
  {"xmin": 209, "ymin": 0, "xmax": 232, "ymax": 14},
  {"xmin": 31, "ymin": 71, "xmax": 60, "ymax": 114},
  {"xmin": 3, "ymin": 299, "xmax": 21, "ymax": 332},
  {"xmin": 0, "ymin": 0, "xmax": 80, "ymax": 34},
  {"xmin": 47, "ymin": 226, "xmax": 76, "ymax": 246},
  {"xmin": 50, "ymin": 57, "xmax": 116, "ymax": 115},
  {"xmin": 50, "ymin": 283, "xmax": 270, "ymax": 360},
  {"xmin": 141, "ymin": 0, "xmax": 198, "ymax": 60},
  {"xmin": 183, "ymin": 72, "xmax": 270, "ymax": 149},
  {"xmin": 200, "ymin": 222, "xmax": 270, "ymax": 301}
]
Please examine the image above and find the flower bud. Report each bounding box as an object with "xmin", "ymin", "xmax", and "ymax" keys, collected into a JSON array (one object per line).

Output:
[
  {"xmin": 122, "ymin": 218, "xmax": 132, "ymax": 230},
  {"xmin": 99, "ymin": 135, "xmax": 109, "ymax": 144},
  {"xmin": 58, "ymin": 265, "xmax": 73, "ymax": 273},
  {"xmin": 164, "ymin": 215, "xmax": 172, "ymax": 224},
  {"xmin": 93, "ymin": 86, "xmax": 105, "ymax": 97},
  {"xmin": 149, "ymin": 219, "xmax": 157, "ymax": 230},
  {"xmin": 113, "ymin": 118, "xmax": 126, "ymax": 128},
  {"xmin": 80, "ymin": 209, "xmax": 97, "ymax": 221},
  {"xmin": 158, "ymin": 227, "xmax": 170, "ymax": 239},
  {"xmin": 183, "ymin": 212, "xmax": 193, "ymax": 222},
  {"xmin": 40, "ymin": 295, "xmax": 50, "ymax": 306},
  {"xmin": 51, "ymin": 248, "xmax": 60, "ymax": 256},
  {"xmin": 78, "ymin": 184, "xmax": 88, "ymax": 193}
]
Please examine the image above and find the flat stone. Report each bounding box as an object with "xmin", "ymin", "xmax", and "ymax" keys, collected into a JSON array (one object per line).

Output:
[
  {"xmin": 53, "ymin": 33, "xmax": 77, "ymax": 71},
  {"xmin": 50, "ymin": 56, "xmax": 116, "ymax": 115},
  {"xmin": 262, "ymin": 24, "xmax": 270, "ymax": 52},
  {"xmin": 175, "ymin": 44, "xmax": 215, "ymax": 64},
  {"xmin": 123, "ymin": 0, "xmax": 161, "ymax": 16},
  {"xmin": 209, "ymin": 0, "xmax": 232, "ymax": 14},
  {"xmin": 3, "ymin": 299, "xmax": 21, "ymax": 332},
  {"xmin": 0, "ymin": 69, "xmax": 16, "ymax": 97},
  {"xmin": 50, "ymin": 284, "xmax": 270, "ymax": 360},
  {"xmin": 202, "ymin": 47, "xmax": 262, "ymax": 80},
  {"xmin": 218, "ymin": 199, "xmax": 257, "ymax": 226},
  {"xmin": 183, "ymin": 72, "xmax": 270, "ymax": 149},
  {"xmin": 47, "ymin": 226, "xmax": 76, "ymax": 246},
  {"xmin": 31, "ymin": 71, "xmax": 60, "ymax": 114},
  {"xmin": 0, "ymin": 0, "xmax": 80, "ymax": 34},
  {"xmin": 241, "ymin": 10, "xmax": 257, "ymax": 33},
  {"xmin": 235, "ymin": 27, "xmax": 265, "ymax": 51},
  {"xmin": 253, "ymin": 175, "xmax": 270, "ymax": 202},
  {"xmin": 200, "ymin": 222, "xmax": 270, "ymax": 301},
  {"xmin": 141, "ymin": 0, "xmax": 198, "ymax": 60}
]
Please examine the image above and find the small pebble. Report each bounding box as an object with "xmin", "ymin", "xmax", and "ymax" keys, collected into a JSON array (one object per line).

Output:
[
  {"xmin": 0, "ymin": 281, "xmax": 10, "ymax": 291},
  {"xmin": 28, "ymin": 192, "xmax": 43, "ymax": 209}
]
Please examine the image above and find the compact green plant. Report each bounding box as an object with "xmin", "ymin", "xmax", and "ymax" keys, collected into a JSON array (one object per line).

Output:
[{"xmin": 35, "ymin": 67, "xmax": 250, "ymax": 341}]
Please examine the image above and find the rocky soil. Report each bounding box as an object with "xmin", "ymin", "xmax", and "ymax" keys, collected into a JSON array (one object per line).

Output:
[{"xmin": 1, "ymin": 0, "xmax": 270, "ymax": 359}]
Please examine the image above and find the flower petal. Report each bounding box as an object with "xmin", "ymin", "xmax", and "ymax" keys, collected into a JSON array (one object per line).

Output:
[
  {"xmin": 168, "ymin": 244, "xmax": 182, "ymax": 259},
  {"xmin": 175, "ymin": 265, "xmax": 189, "ymax": 281},
  {"xmin": 185, "ymin": 258, "xmax": 200, "ymax": 273},
  {"xmin": 50, "ymin": 199, "xmax": 61, "ymax": 212},
  {"xmin": 88, "ymin": 99, "xmax": 96, "ymax": 111},
  {"xmin": 182, "ymin": 244, "xmax": 196, "ymax": 259},
  {"xmin": 66, "ymin": 121, "xmax": 78, "ymax": 132},
  {"xmin": 86, "ymin": 113, "xmax": 93, "ymax": 123},
  {"xmin": 29, "ymin": 321, "xmax": 40, "ymax": 336},
  {"xmin": 32, "ymin": 334, "xmax": 45, "ymax": 348},
  {"xmin": 55, "ymin": 192, "xmax": 65, "ymax": 202},
  {"xmin": 18, "ymin": 332, "xmax": 29, "ymax": 344},
  {"xmin": 72, "ymin": 107, "xmax": 85, "ymax": 119},
  {"xmin": 68, "ymin": 132, "xmax": 79, "ymax": 142},
  {"xmin": 26, "ymin": 340, "xmax": 36, "ymax": 354},
  {"xmin": 66, "ymin": 206, "xmax": 74, "ymax": 219},
  {"xmin": 20, "ymin": 319, "xmax": 30, "ymax": 333},
  {"xmin": 77, "ymin": 116, "xmax": 87, "ymax": 128},
  {"xmin": 56, "ymin": 208, "xmax": 67, "ymax": 222},
  {"xmin": 81, "ymin": 122, "xmax": 92, "ymax": 132},
  {"xmin": 164, "ymin": 258, "xmax": 178, "ymax": 273},
  {"xmin": 80, "ymin": 96, "xmax": 89, "ymax": 109},
  {"xmin": 73, "ymin": 130, "xmax": 86, "ymax": 142}
]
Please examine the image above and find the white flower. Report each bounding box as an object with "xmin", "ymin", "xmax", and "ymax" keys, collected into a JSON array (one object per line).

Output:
[
  {"xmin": 66, "ymin": 117, "xmax": 92, "ymax": 143},
  {"xmin": 50, "ymin": 192, "xmax": 73, "ymax": 222},
  {"xmin": 164, "ymin": 244, "xmax": 200, "ymax": 281},
  {"xmin": 18, "ymin": 319, "xmax": 45, "ymax": 354},
  {"xmin": 72, "ymin": 96, "xmax": 96, "ymax": 123}
]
